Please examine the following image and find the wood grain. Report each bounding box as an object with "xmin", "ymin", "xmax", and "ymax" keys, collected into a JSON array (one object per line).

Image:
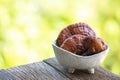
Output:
[
  {"xmin": 44, "ymin": 58, "xmax": 120, "ymax": 80},
  {"xmin": 6, "ymin": 62, "xmax": 70, "ymax": 80},
  {"xmin": 0, "ymin": 70, "xmax": 16, "ymax": 80},
  {"xmin": 0, "ymin": 58, "xmax": 119, "ymax": 80}
]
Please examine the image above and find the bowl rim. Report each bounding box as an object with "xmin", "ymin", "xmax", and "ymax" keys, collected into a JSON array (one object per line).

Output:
[{"xmin": 52, "ymin": 41, "xmax": 109, "ymax": 58}]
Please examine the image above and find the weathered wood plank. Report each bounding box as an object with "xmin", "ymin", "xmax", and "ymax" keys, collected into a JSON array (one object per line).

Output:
[
  {"xmin": 44, "ymin": 58, "xmax": 120, "ymax": 80},
  {"xmin": 0, "ymin": 58, "xmax": 120, "ymax": 80},
  {"xmin": 0, "ymin": 70, "xmax": 16, "ymax": 80},
  {"xmin": 6, "ymin": 62, "xmax": 70, "ymax": 80}
]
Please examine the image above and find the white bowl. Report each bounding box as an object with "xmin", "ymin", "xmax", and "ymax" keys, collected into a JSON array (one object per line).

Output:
[{"xmin": 52, "ymin": 41, "xmax": 109, "ymax": 74}]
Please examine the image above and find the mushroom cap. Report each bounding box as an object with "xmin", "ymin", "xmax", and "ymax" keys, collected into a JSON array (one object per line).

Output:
[
  {"xmin": 60, "ymin": 34, "xmax": 86, "ymax": 55},
  {"xmin": 57, "ymin": 22, "xmax": 96, "ymax": 46}
]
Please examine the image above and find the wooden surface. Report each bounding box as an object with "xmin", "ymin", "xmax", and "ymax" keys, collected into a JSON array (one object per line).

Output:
[{"xmin": 0, "ymin": 58, "xmax": 119, "ymax": 80}]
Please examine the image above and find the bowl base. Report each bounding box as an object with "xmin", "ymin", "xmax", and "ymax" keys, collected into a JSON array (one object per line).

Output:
[{"xmin": 67, "ymin": 68, "xmax": 95, "ymax": 74}]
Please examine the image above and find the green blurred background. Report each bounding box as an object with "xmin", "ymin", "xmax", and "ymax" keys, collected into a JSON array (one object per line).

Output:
[{"xmin": 0, "ymin": 0, "xmax": 120, "ymax": 75}]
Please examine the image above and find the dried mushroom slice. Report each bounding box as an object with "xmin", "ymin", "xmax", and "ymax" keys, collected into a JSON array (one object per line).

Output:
[
  {"xmin": 56, "ymin": 22, "xmax": 96, "ymax": 46},
  {"xmin": 82, "ymin": 36, "xmax": 106, "ymax": 56},
  {"xmin": 67, "ymin": 22, "xmax": 96, "ymax": 36},
  {"xmin": 56, "ymin": 28, "xmax": 72, "ymax": 46},
  {"xmin": 60, "ymin": 34, "xmax": 86, "ymax": 55}
]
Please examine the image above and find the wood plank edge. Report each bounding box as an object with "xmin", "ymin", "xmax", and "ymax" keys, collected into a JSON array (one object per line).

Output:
[
  {"xmin": 43, "ymin": 58, "xmax": 120, "ymax": 79},
  {"xmin": 43, "ymin": 58, "xmax": 72, "ymax": 80}
]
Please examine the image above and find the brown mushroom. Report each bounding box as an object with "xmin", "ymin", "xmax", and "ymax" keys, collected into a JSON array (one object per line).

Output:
[
  {"xmin": 56, "ymin": 22, "xmax": 96, "ymax": 46},
  {"xmin": 60, "ymin": 34, "xmax": 86, "ymax": 55},
  {"xmin": 82, "ymin": 36, "xmax": 106, "ymax": 56}
]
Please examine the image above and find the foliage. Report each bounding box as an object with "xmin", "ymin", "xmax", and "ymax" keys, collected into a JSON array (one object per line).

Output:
[{"xmin": 0, "ymin": 0, "xmax": 120, "ymax": 75}]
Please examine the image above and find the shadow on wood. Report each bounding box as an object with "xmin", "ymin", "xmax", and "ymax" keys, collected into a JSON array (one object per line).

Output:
[{"xmin": 44, "ymin": 58, "xmax": 120, "ymax": 80}]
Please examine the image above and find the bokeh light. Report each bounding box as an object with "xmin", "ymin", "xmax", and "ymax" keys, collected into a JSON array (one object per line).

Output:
[{"xmin": 0, "ymin": 0, "xmax": 120, "ymax": 75}]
